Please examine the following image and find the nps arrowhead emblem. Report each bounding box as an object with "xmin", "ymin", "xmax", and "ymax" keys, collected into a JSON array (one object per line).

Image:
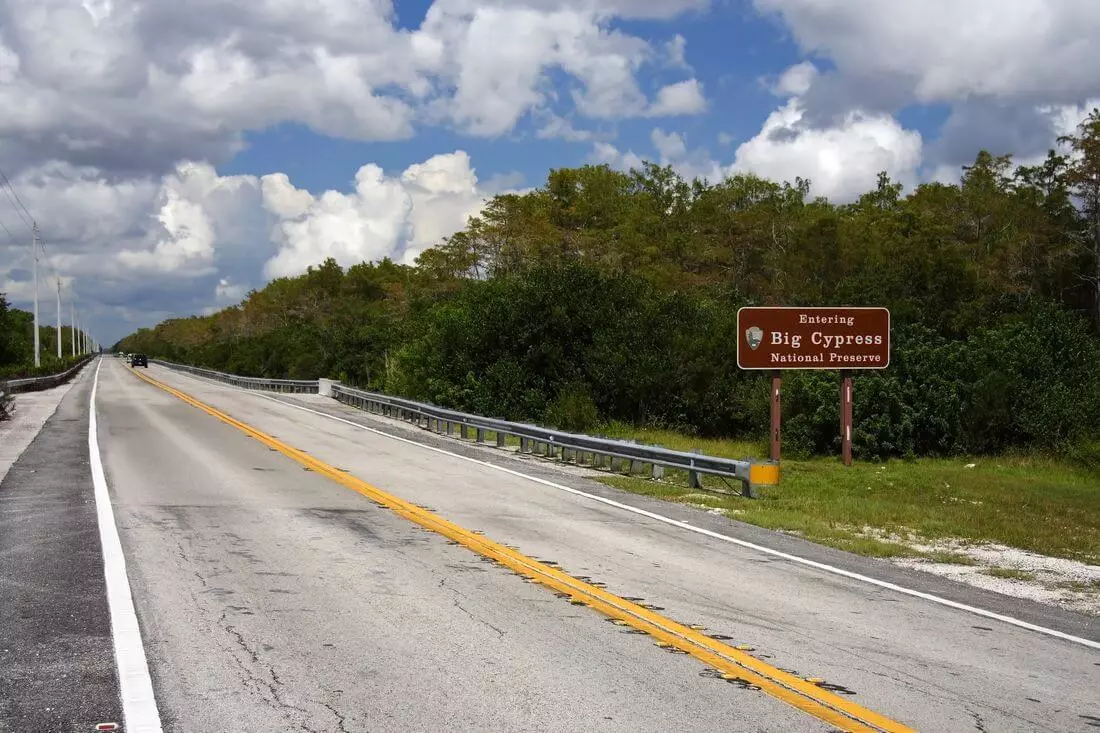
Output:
[{"xmin": 745, "ymin": 326, "xmax": 763, "ymax": 351}]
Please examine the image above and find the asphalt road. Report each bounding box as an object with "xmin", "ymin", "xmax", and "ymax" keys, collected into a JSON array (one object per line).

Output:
[
  {"xmin": 96, "ymin": 359, "xmax": 849, "ymax": 733},
  {"xmin": 0, "ymin": 366, "xmax": 122, "ymax": 732},
  {"xmin": 5, "ymin": 357, "xmax": 1099, "ymax": 732}
]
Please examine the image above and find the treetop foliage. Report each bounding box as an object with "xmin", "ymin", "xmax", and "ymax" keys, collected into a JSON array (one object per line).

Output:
[{"xmin": 117, "ymin": 116, "xmax": 1100, "ymax": 461}]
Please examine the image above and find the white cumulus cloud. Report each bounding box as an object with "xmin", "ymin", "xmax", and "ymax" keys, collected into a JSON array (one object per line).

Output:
[
  {"xmin": 648, "ymin": 79, "xmax": 707, "ymax": 116},
  {"xmin": 263, "ymin": 151, "xmax": 490, "ymax": 278},
  {"xmin": 754, "ymin": 0, "xmax": 1100, "ymax": 106},
  {"xmin": 0, "ymin": 0, "xmax": 706, "ymax": 179},
  {"xmin": 772, "ymin": 61, "xmax": 818, "ymax": 97},
  {"xmin": 0, "ymin": 150, "xmax": 499, "ymax": 343},
  {"xmin": 731, "ymin": 99, "xmax": 923, "ymax": 200}
]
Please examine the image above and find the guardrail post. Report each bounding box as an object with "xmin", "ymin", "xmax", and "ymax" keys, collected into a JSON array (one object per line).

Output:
[
  {"xmin": 460, "ymin": 423, "xmax": 469, "ymax": 440},
  {"xmin": 520, "ymin": 437, "xmax": 530, "ymax": 452},
  {"xmin": 611, "ymin": 457, "xmax": 622, "ymax": 472},
  {"xmin": 688, "ymin": 449, "xmax": 702, "ymax": 489},
  {"xmin": 652, "ymin": 464, "xmax": 664, "ymax": 480},
  {"xmin": 630, "ymin": 459, "xmax": 643, "ymax": 474},
  {"xmin": 476, "ymin": 428, "xmax": 485, "ymax": 443},
  {"xmin": 496, "ymin": 431, "xmax": 506, "ymax": 448}
]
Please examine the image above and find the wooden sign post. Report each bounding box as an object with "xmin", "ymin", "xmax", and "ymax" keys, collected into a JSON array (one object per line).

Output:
[
  {"xmin": 770, "ymin": 370, "xmax": 782, "ymax": 462},
  {"xmin": 841, "ymin": 371, "xmax": 853, "ymax": 466},
  {"xmin": 737, "ymin": 307, "xmax": 890, "ymax": 466}
]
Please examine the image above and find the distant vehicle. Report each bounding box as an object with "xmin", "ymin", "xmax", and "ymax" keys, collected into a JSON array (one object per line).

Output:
[{"xmin": 130, "ymin": 354, "xmax": 148, "ymax": 368}]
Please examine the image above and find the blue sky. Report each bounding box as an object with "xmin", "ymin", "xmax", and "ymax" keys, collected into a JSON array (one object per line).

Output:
[
  {"xmin": 220, "ymin": 3, "xmax": 805, "ymax": 195},
  {"xmin": 1, "ymin": 0, "xmax": 1098, "ymax": 345}
]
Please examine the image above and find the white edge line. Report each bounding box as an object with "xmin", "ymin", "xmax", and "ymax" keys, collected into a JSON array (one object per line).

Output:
[
  {"xmin": 91, "ymin": 359, "xmax": 164, "ymax": 732},
  {"xmin": 159, "ymin": 366, "xmax": 1100, "ymax": 652}
]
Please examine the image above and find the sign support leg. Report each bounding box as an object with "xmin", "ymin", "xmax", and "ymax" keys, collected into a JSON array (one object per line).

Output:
[
  {"xmin": 841, "ymin": 371, "xmax": 853, "ymax": 466},
  {"xmin": 770, "ymin": 370, "xmax": 781, "ymax": 463}
]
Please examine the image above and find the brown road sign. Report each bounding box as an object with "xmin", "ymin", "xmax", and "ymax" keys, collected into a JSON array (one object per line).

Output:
[{"xmin": 737, "ymin": 307, "xmax": 890, "ymax": 370}]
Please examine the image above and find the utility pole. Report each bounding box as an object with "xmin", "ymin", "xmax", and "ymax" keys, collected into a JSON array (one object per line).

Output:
[
  {"xmin": 32, "ymin": 222, "xmax": 40, "ymax": 367},
  {"xmin": 56, "ymin": 280, "xmax": 62, "ymax": 359},
  {"xmin": 71, "ymin": 300, "xmax": 76, "ymax": 356}
]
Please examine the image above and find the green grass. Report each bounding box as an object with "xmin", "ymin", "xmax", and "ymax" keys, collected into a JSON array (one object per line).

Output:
[
  {"xmin": 594, "ymin": 426, "xmax": 1100, "ymax": 564},
  {"xmin": 982, "ymin": 567, "xmax": 1037, "ymax": 581},
  {"xmin": 598, "ymin": 423, "xmax": 763, "ymax": 461},
  {"xmin": 918, "ymin": 551, "xmax": 978, "ymax": 566}
]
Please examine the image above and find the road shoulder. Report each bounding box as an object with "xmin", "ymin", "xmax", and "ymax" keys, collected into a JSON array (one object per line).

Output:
[
  {"xmin": 0, "ymin": 366, "xmax": 122, "ymax": 731},
  {"xmin": 0, "ymin": 372, "xmax": 83, "ymax": 486}
]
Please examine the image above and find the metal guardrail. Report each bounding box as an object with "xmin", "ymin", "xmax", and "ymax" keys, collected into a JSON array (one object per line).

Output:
[
  {"xmin": 327, "ymin": 383, "xmax": 774, "ymax": 497},
  {"xmin": 149, "ymin": 360, "xmax": 318, "ymax": 394},
  {"xmin": 151, "ymin": 358, "xmax": 778, "ymax": 497},
  {"xmin": 4, "ymin": 355, "xmax": 95, "ymax": 395}
]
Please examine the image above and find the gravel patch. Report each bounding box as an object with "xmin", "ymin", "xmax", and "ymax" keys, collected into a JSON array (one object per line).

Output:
[{"xmin": 878, "ymin": 534, "xmax": 1100, "ymax": 616}]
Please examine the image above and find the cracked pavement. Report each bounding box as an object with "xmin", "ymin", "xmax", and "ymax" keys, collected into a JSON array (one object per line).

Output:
[
  {"xmin": 8, "ymin": 357, "xmax": 1092, "ymax": 732},
  {"xmin": 94, "ymin": 359, "xmax": 831, "ymax": 732}
]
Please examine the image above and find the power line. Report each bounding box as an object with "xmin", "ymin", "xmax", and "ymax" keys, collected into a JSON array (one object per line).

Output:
[
  {"xmin": 0, "ymin": 165, "xmax": 35, "ymax": 233},
  {"xmin": 0, "ymin": 164, "xmax": 94, "ymax": 356},
  {"xmin": 0, "ymin": 217, "xmax": 18, "ymax": 244}
]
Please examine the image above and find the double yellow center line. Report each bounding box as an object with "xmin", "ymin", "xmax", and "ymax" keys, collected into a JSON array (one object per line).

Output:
[{"xmin": 129, "ymin": 367, "xmax": 914, "ymax": 733}]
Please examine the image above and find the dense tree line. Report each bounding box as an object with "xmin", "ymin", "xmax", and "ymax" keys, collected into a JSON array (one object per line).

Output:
[
  {"xmin": 118, "ymin": 112, "xmax": 1100, "ymax": 462},
  {"xmin": 0, "ymin": 294, "xmax": 84, "ymax": 380}
]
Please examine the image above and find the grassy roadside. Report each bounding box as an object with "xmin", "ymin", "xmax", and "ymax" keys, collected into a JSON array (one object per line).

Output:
[{"xmin": 596, "ymin": 426, "xmax": 1100, "ymax": 565}]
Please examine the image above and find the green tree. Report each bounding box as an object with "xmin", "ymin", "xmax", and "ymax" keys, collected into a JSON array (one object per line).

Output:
[{"xmin": 1059, "ymin": 107, "xmax": 1100, "ymax": 326}]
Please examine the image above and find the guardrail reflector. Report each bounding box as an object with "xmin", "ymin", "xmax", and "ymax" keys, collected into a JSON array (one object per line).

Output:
[{"xmin": 749, "ymin": 462, "xmax": 780, "ymax": 486}]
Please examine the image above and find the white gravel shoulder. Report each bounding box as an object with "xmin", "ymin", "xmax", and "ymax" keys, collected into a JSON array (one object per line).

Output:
[
  {"xmin": 889, "ymin": 538, "xmax": 1100, "ymax": 616},
  {"xmin": 0, "ymin": 375, "xmax": 81, "ymax": 485}
]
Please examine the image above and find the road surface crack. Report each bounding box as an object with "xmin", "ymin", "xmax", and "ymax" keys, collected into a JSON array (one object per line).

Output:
[
  {"xmin": 969, "ymin": 708, "xmax": 989, "ymax": 733},
  {"xmin": 320, "ymin": 699, "xmax": 350, "ymax": 733},
  {"xmin": 452, "ymin": 599, "xmax": 506, "ymax": 639},
  {"xmin": 219, "ymin": 612, "xmax": 321, "ymax": 732}
]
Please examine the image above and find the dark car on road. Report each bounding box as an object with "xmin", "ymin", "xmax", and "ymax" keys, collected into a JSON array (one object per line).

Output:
[{"xmin": 131, "ymin": 353, "xmax": 148, "ymax": 368}]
